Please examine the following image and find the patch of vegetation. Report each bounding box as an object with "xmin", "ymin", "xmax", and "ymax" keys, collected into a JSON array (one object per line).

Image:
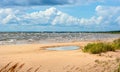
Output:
[
  {"xmin": 95, "ymin": 59, "xmax": 100, "ymax": 64},
  {"xmin": 83, "ymin": 38, "xmax": 120, "ymax": 54},
  {"xmin": 114, "ymin": 64, "xmax": 120, "ymax": 72},
  {"xmin": 83, "ymin": 42, "xmax": 115, "ymax": 54},
  {"xmin": 112, "ymin": 38, "xmax": 120, "ymax": 49},
  {"xmin": 116, "ymin": 57, "xmax": 120, "ymax": 63}
]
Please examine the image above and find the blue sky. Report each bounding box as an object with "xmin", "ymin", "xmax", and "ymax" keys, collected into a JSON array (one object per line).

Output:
[{"xmin": 0, "ymin": 0, "xmax": 120, "ymax": 31}]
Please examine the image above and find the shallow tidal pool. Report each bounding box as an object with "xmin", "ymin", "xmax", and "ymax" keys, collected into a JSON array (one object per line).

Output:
[{"xmin": 46, "ymin": 46, "xmax": 80, "ymax": 51}]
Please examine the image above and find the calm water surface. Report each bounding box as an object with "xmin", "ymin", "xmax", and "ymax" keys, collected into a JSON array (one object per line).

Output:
[{"xmin": 46, "ymin": 46, "xmax": 80, "ymax": 51}]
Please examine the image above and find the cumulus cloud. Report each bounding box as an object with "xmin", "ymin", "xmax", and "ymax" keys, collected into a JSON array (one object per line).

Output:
[
  {"xmin": 96, "ymin": 5, "xmax": 120, "ymax": 17},
  {"xmin": 0, "ymin": 0, "xmax": 103, "ymax": 7},
  {"xmin": 15, "ymin": 7, "xmax": 103, "ymax": 26},
  {"xmin": 21, "ymin": 7, "xmax": 59, "ymax": 25},
  {"xmin": 95, "ymin": 5, "xmax": 120, "ymax": 25},
  {"xmin": 0, "ymin": 5, "xmax": 120, "ymax": 31},
  {"xmin": 0, "ymin": 8, "xmax": 20, "ymax": 24}
]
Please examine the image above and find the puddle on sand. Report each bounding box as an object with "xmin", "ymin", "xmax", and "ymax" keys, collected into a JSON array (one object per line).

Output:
[{"xmin": 46, "ymin": 46, "xmax": 80, "ymax": 51}]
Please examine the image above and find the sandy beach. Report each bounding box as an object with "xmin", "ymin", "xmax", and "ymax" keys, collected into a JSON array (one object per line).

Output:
[
  {"xmin": 0, "ymin": 0, "xmax": 120, "ymax": 71},
  {"xmin": 0, "ymin": 40, "xmax": 120, "ymax": 72}
]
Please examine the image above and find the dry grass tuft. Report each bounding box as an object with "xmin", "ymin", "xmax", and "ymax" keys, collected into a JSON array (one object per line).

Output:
[{"xmin": 0, "ymin": 62, "xmax": 40, "ymax": 72}]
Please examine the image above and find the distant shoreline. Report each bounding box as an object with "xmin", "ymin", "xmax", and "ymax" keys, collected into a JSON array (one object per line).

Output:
[{"xmin": 0, "ymin": 30, "xmax": 120, "ymax": 33}]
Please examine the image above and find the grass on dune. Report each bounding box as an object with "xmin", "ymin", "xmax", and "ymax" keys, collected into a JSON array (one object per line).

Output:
[
  {"xmin": 114, "ymin": 64, "xmax": 120, "ymax": 72},
  {"xmin": 112, "ymin": 38, "xmax": 120, "ymax": 49},
  {"xmin": 0, "ymin": 62, "xmax": 40, "ymax": 72},
  {"xmin": 83, "ymin": 42, "xmax": 115, "ymax": 54},
  {"xmin": 83, "ymin": 38, "xmax": 120, "ymax": 54}
]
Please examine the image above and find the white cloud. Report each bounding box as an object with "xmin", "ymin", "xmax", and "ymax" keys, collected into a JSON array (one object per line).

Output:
[
  {"xmin": 21, "ymin": 7, "xmax": 59, "ymax": 25},
  {"xmin": 0, "ymin": 8, "xmax": 20, "ymax": 24},
  {"xmin": 116, "ymin": 16, "xmax": 120, "ymax": 25},
  {"xmin": 79, "ymin": 16, "xmax": 103, "ymax": 25},
  {"xmin": 51, "ymin": 11, "xmax": 79, "ymax": 25},
  {"xmin": 0, "ymin": 5, "xmax": 119, "ymax": 31},
  {"xmin": 2, "ymin": 14, "xmax": 14, "ymax": 24},
  {"xmin": 22, "ymin": 7, "xmax": 103, "ymax": 26},
  {"xmin": 96, "ymin": 5, "xmax": 120, "ymax": 17},
  {"xmin": 95, "ymin": 5, "xmax": 120, "ymax": 25}
]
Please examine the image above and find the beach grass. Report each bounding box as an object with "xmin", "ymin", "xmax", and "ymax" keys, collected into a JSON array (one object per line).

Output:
[
  {"xmin": 83, "ymin": 42, "xmax": 115, "ymax": 54},
  {"xmin": 0, "ymin": 62, "xmax": 40, "ymax": 72},
  {"xmin": 112, "ymin": 38, "xmax": 120, "ymax": 49},
  {"xmin": 83, "ymin": 38, "xmax": 120, "ymax": 54},
  {"xmin": 114, "ymin": 64, "xmax": 120, "ymax": 72}
]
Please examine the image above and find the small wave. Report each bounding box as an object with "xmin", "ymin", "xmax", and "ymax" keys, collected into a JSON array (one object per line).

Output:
[{"xmin": 0, "ymin": 32, "xmax": 120, "ymax": 45}]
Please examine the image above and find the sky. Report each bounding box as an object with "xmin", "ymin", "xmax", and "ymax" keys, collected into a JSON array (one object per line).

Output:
[{"xmin": 0, "ymin": 0, "xmax": 120, "ymax": 31}]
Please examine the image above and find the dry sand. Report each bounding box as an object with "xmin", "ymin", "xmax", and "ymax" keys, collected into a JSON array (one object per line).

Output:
[{"xmin": 0, "ymin": 41, "xmax": 120, "ymax": 72}]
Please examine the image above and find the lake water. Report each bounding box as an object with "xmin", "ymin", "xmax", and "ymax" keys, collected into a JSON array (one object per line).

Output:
[
  {"xmin": 46, "ymin": 46, "xmax": 80, "ymax": 51},
  {"xmin": 0, "ymin": 32, "xmax": 120, "ymax": 45}
]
